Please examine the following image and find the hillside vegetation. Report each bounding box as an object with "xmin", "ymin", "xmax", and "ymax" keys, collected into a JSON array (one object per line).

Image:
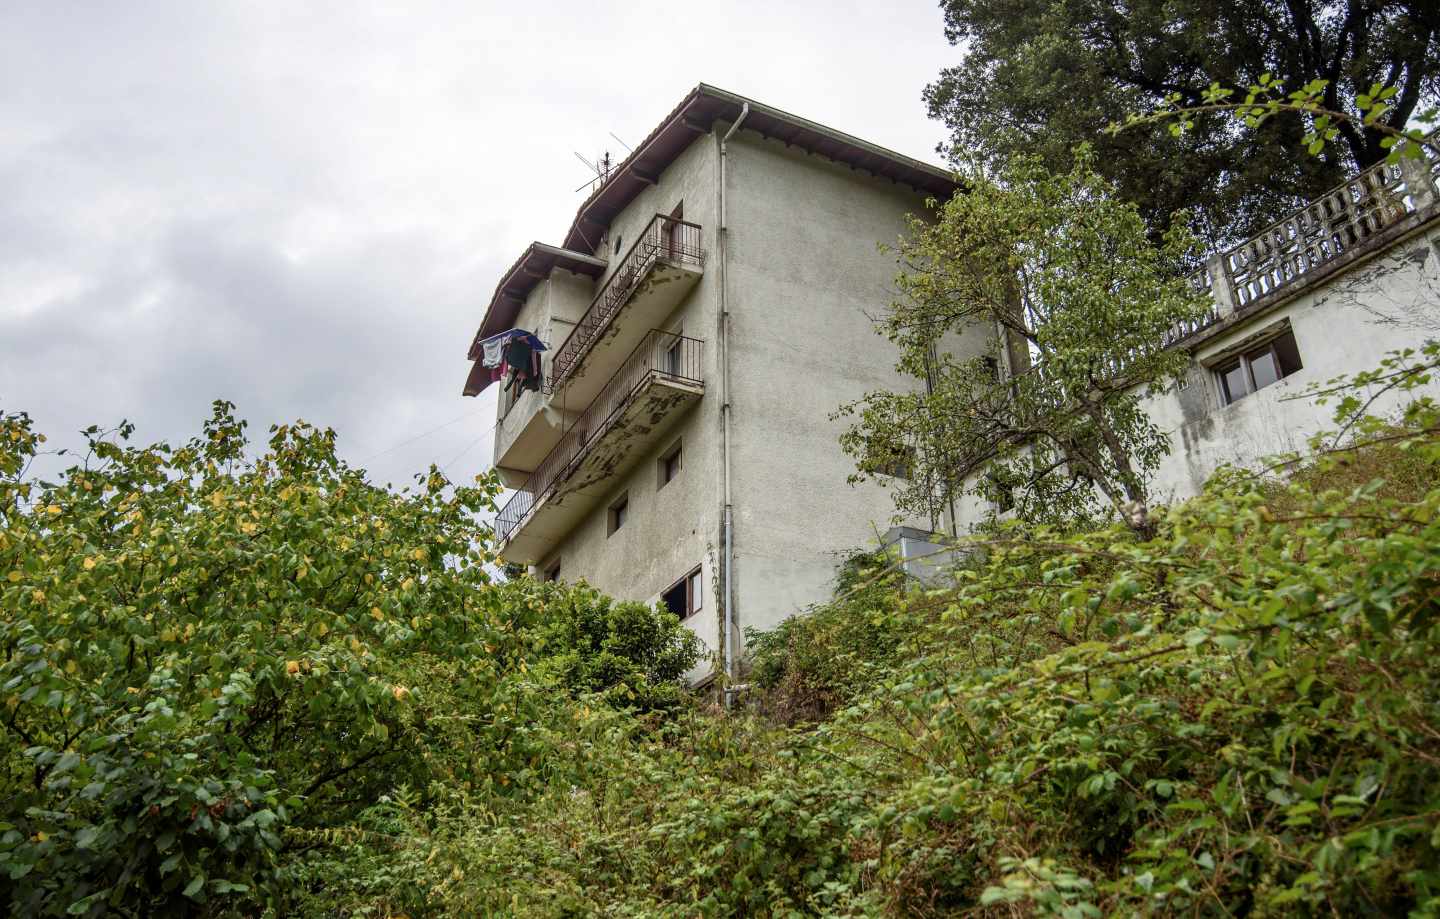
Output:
[{"xmin": 4, "ymin": 361, "xmax": 1440, "ymax": 915}]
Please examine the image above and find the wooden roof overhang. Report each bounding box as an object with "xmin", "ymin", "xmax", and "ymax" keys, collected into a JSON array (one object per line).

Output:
[{"xmin": 561, "ymin": 84, "xmax": 958, "ymax": 254}]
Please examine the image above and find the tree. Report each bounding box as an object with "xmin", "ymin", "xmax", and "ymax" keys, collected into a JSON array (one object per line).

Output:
[
  {"xmin": 838, "ymin": 151, "xmax": 1214, "ymax": 532},
  {"xmin": 0, "ymin": 402, "xmax": 699, "ymax": 916},
  {"xmin": 925, "ymin": 0, "xmax": 1440, "ymax": 241}
]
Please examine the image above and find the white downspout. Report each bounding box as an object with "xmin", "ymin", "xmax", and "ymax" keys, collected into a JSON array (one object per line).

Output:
[{"xmin": 718, "ymin": 102, "xmax": 748, "ymax": 701}]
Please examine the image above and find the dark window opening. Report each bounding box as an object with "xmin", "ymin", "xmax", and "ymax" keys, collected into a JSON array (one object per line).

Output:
[
  {"xmin": 542, "ymin": 559, "xmax": 561, "ymax": 582},
  {"xmin": 658, "ymin": 439, "xmax": 682, "ymax": 488},
  {"xmin": 1215, "ymin": 328, "xmax": 1304, "ymax": 406},
  {"xmin": 613, "ymin": 232, "xmax": 622, "ymax": 255},
  {"xmin": 662, "ymin": 566, "xmax": 704, "ymax": 620},
  {"xmin": 868, "ymin": 440, "xmax": 914, "ymax": 480},
  {"xmin": 987, "ymin": 473, "xmax": 1015, "ymax": 513},
  {"xmin": 607, "ymin": 493, "xmax": 629, "ymax": 536}
]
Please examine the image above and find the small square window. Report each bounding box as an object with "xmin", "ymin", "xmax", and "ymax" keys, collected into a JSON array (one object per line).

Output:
[
  {"xmin": 867, "ymin": 439, "xmax": 914, "ymax": 480},
  {"xmin": 658, "ymin": 440, "xmax": 682, "ymax": 489},
  {"xmin": 607, "ymin": 493, "xmax": 629, "ymax": 536}
]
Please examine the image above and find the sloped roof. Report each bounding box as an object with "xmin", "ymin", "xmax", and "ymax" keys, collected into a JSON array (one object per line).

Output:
[
  {"xmin": 463, "ymin": 84, "xmax": 957, "ymax": 395},
  {"xmin": 562, "ymin": 83, "xmax": 958, "ymax": 254}
]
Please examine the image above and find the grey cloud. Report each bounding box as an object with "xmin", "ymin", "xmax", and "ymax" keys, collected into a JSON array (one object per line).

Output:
[{"xmin": 0, "ymin": 0, "xmax": 951, "ymax": 490}]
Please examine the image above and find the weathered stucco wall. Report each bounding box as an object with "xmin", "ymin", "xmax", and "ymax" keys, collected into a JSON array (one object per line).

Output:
[
  {"xmin": 722, "ymin": 128, "xmax": 987, "ymax": 636},
  {"xmin": 529, "ymin": 136, "xmax": 726, "ymax": 675},
  {"xmin": 1146, "ymin": 224, "xmax": 1440, "ymax": 504}
]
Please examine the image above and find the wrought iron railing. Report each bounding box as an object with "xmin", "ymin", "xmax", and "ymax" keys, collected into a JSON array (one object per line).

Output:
[
  {"xmin": 548, "ymin": 214, "xmax": 704, "ymax": 392},
  {"xmin": 494, "ymin": 330, "xmax": 704, "ymax": 546}
]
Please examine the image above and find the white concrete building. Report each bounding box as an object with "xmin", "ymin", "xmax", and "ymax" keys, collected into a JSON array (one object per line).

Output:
[{"xmin": 462, "ymin": 84, "xmax": 1440, "ymax": 682}]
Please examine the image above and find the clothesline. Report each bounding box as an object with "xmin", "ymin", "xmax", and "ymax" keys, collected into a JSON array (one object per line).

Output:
[{"xmin": 479, "ymin": 328, "xmax": 545, "ymax": 396}]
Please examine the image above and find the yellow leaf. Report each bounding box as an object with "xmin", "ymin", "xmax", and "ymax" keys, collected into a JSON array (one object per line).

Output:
[
  {"xmin": 6, "ymin": 571, "xmax": 19, "ymax": 583},
  {"xmin": 401, "ymin": 578, "xmax": 415, "ymax": 592},
  {"xmin": 297, "ymin": 566, "xmax": 308, "ymax": 580},
  {"xmin": 159, "ymin": 628, "xmax": 176, "ymax": 642},
  {"xmin": 32, "ymin": 831, "xmax": 46, "ymax": 843},
  {"xmin": 46, "ymin": 505, "xmax": 61, "ymax": 515},
  {"xmin": 285, "ymin": 660, "xmax": 301, "ymax": 675},
  {"xmin": 64, "ymin": 660, "xmax": 78, "ymax": 675},
  {"xmin": 31, "ymin": 590, "xmax": 44, "ymax": 603},
  {"xmin": 411, "ymin": 548, "xmax": 425, "ymax": 561},
  {"xmin": 410, "ymin": 616, "xmax": 420, "ymax": 629},
  {"xmin": 371, "ymin": 607, "xmax": 384, "ymax": 621},
  {"xmin": 363, "ymin": 573, "xmax": 374, "ymax": 585},
  {"xmin": 82, "ymin": 557, "xmax": 96, "ymax": 571},
  {"xmin": 314, "ymin": 622, "xmax": 329, "ymax": 637},
  {"xmin": 392, "ymin": 685, "xmax": 410, "ymax": 700}
]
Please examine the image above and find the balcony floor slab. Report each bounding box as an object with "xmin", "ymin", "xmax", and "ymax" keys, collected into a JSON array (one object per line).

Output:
[{"xmin": 498, "ymin": 371, "xmax": 703, "ymax": 565}]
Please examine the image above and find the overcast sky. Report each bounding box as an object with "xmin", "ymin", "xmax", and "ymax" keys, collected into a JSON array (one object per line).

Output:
[{"xmin": 1, "ymin": 1, "xmax": 955, "ymax": 489}]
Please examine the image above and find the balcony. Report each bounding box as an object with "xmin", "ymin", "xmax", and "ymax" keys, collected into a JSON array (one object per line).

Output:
[
  {"xmin": 495, "ymin": 330, "xmax": 705, "ymax": 564},
  {"xmin": 547, "ymin": 213, "xmax": 705, "ymax": 408}
]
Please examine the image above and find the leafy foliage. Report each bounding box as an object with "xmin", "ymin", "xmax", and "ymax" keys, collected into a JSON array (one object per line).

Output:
[
  {"xmin": 926, "ymin": 0, "xmax": 1440, "ymax": 240},
  {"xmin": 838, "ymin": 151, "xmax": 1213, "ymax": 532},
  {"xmin": 356, "ymin": 353, "xmax": 1440, "ymax": 916},
  {"xmin": 1114, "ymin": 74, "xmax": 1440, "ymax": 167},
  {"xmin": 0, "ymin": 402, "xmax": 699, "ymax": 917}
]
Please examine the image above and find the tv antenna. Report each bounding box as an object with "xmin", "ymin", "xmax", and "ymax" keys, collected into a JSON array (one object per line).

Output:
[{"xmin": 573, "ymin": 150, "xmax": 615, "ymax": 193}]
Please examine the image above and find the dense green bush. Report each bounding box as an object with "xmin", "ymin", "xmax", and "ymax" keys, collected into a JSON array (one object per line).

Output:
[
  {"xmin": 0, "ymin": 403, "xmax": 698, "ymax": 917},
  {"xmin": 363, "ymin": 351, "xmax": 1440, "ymax": 916}
]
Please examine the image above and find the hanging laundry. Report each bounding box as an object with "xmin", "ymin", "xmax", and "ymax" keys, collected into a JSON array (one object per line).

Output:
[
  {"xmin": 470, "ymin": 329, "xmax": 548, "ymax": 397},
  {"xmin": 480, "ymin": 336, "xmax": 505, "ymax": 368}
]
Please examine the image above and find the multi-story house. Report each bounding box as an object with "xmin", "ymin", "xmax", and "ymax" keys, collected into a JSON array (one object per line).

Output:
[
  {"xmin": 462, "ymin": 85, "xmax": 964, "ymax": 682},
  {"xmin": 463, "ymin": 83, "xmax": 1440, "ymax": 684}
]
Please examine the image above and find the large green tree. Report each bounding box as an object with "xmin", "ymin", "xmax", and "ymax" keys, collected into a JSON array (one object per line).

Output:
[
  {"xmin": 838, "ymin": 152, "xmax": 1213, "ymax": 532},
  {"xmin": 0, "ymin": 403, "xmax": 699, "ymax": 916},
  {"xmin": 925, "ymin": 0, "xmax": 1440, "ymax": 240}
]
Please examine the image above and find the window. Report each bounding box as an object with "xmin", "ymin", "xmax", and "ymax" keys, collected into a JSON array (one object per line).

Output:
[
  {"xmin": 542, "ymin": 558, "xmax": 561, "ymax": 583},
  {"xmin": 1214, "ymin": 329, "xmax": 1303, "ymax": 406},
  {"xmin": 663, "ymin": 202, "xmax": 684, "ymax": 258},
  {"xmin": 867, "ymin": 439, "xmax": 914, "ymax": 480},
  {"xmin": 607, "ymin": 492, "xmax": 629, "ymax": 536},
  {"xmin": 664, "ymin": 334, "xmax": 683, "ymax": 377},
  {"xmin": 986, "ymin": 472, "xmax": 1015, "ymax": 513},
  {"xmin": 613, "ymin": 232, "xmax": 622, "ymax": 255},
  {"xmin": 658, "ymin": 439, "xmax": 682, "ymax": 489},
  {"xmin": 662, "ymin": 566, "xmax": 704, "ymax": 620}
]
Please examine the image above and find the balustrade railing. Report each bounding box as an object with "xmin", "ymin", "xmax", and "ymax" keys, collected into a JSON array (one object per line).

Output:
[
  {"xmin": 494, "ymin": 330, "xmax": 704, "ymax": 545},
  {"xmin": 1156, "ymin": 129, "xmax": 1440, "ymax": 347},
  {"xmin": 548, "ymin": 214, "xmax": 704, "ymax": 392}
]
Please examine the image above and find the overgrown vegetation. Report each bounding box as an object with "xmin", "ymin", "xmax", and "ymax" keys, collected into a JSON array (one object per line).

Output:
[
  {"xmin": 5, "ymin": 345, "xmax": 1440, "ymax": 916},
  {"xmin": 838, "ymin": 151, "xmax": 1213, "ymax": 533},
  {"xmin": 0, "ymin": 404, "xmax": 698, "ymax": 916},
  {"xmin": 374, "ymin": 355, "xmax": 1440, "ymax": 916}
]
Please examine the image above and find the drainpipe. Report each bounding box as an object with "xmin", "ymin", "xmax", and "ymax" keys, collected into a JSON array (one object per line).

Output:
[{"xmin": 718, "ymin": 102, "xmax": 748, "ymax": 702}]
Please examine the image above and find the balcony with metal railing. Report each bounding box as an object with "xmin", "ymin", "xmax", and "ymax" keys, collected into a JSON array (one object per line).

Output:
[
  {"xmin": 545, "ymin": 213, "xmax": 705, "ymax": 409},
  {"xmin": 494, "ymin": 330, "xmax": 704, "ymax": 564}
]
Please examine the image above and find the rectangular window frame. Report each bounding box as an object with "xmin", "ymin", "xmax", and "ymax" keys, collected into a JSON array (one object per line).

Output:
[
  {"xmin": 607, "ymin": 492, "xmax": 629, "ymax": 536},
  {"xmin": 661, "ymin": 565, "xmax": 705, "ymax": 620},
  {"xmin": 1213, "ymin": 327, "xmax": 1304, "ymax": 407},
  {"xmin": 657, "ymin": 438, "xmax": 683, "ymax": 490}
]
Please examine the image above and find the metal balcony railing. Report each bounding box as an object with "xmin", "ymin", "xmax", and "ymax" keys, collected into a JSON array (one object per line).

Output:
[
  {"xmin": 494, "ymin": 330, "xmax": 704, "ymax": 545},
  {"xmin": 548, "ymin": 214, "xmax": 704, "ymax": 392}
]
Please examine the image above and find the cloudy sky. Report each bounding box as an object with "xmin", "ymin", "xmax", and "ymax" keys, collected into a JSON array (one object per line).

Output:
[{"xmin": 1, "ymin": 1, "xmax": 955, "ymax": 488}]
